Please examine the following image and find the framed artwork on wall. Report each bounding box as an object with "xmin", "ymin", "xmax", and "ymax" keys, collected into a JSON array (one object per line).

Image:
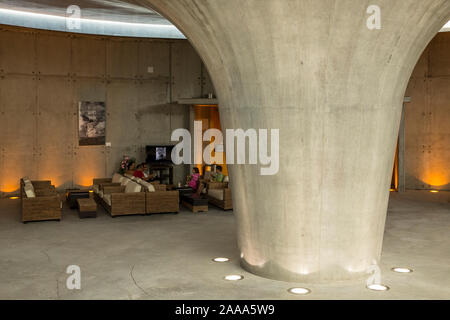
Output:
[{"xmin": 78, "ymin": 101, "xmax": 106, "ymax": 146}]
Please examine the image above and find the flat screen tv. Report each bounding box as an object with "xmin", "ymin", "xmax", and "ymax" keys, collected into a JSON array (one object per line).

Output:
[{"xmin": 146, "ymin": 145, "xmax": 174, "ymax": 164}]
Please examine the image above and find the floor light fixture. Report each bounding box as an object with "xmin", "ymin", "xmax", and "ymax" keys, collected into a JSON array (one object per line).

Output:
[
  {"xmin": 224, "ymin": 275, "xmax": 243, "ymax": 281},
  {"xmin": 288, "ymin": 287, "xmax": 311, "ymax": 295},
  {"xmin": 392, "ymin": 267, "xmax": 413, "ymax": 273},
  {"xmin": 367, "ymin": 284, "xmax": 390, "ymax": 291}
]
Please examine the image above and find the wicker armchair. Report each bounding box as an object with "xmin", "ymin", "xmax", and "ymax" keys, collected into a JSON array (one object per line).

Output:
[
  {"xmin": 20, "ymin": 179, "xmax": 62, "ymax": 223},
  {"xmin": 207, "ymin": 182, "xmax": 232, "ymax": 210}
]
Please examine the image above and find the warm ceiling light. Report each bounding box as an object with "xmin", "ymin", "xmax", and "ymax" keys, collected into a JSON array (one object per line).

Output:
[
  {"xmin": 367, "ymin": 284, "xmax": 390, "ymax": 291},
  {"xmin": 288, "ymin": 287, "xmax": 311, "ymax": 295},
  {"xmin": 213, "ymin": 257, "xmax": 230, "ymax": 263},
  {"xmin": 224, "ymin": 275, "xmax": 243, "ymax": 281},
  {"xmin": 392, "ymin": 267, "xmax": 413, "ymax": 273},
  {"xmin": 430, "ymin": 190, "xmax": 439, "ymax": 193}
]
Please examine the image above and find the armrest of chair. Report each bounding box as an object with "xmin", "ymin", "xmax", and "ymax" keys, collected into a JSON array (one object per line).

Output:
[
  {"xmin": 93, "ymin": 178, "xmax": 112, "ymax": 185},
  {"xmin": 31, "ymin": 180, "xmax": 52, "ymax": 188},
  {"xmin": 103, "ymin": 185, "xmax": 125, "ymax": 194},
  {"xmin": 208, "ymin": 182, "xmax": 228, "ymax": 190},
  {"xmin": 35, "ymin": 187, "xmax": 57, "ymax": 197},
  {"xmin": 223, "ymin": 188, "xmax": 232, "ymax": 200},
  {"xmin": 99, "ymin": 182, "xmax": 121, "ymax": 189},
  {"xmin": 153, "ymin": 184, "xmax": 167, "ymax": 191}
]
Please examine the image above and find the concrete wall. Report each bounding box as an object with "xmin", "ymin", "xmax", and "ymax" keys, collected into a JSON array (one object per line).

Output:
[
  {"xmin": 0, "ymin": 25, "xmax": 213, "ymax": 196},
  {"xmin": 405, "ymin": 32, "xmax": 450, "ymax": 191}
]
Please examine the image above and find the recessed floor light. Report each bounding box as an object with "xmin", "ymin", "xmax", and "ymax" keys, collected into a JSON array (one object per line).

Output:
[
  {"xmin": 9, "ymin": 196, "xmax": 19, "ymax": 200},
  {"xmin": 224, "ymin": 275, "xmax": 243, "ymax": 281},
  {"xmin": 392, "ymin": 267, "xmax": 413, "ymax": 273},
  {"xmin": 288, "ymin": 287, "xmax": 311, "ymax": 295},
  {"xmin": 367, "ymin": 284, "xmax": 390, "ymax": 291},
  {"xmin": 213, "ymin": 257, "xmax": 230, "ymax": 263},
  {"xmin": 430, "ymin": 190, "xmax": 439, "ymax": 193}
]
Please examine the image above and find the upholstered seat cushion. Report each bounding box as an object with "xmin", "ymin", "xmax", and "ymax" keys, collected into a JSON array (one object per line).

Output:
[
  {"xmin": 112, "ymin": 173, "xmax": 122, "ymax": 183},
  {"xmin": 93, "ymin": 185, "xmax": 100, "ymax": 194},
  {"xmin": 121, "ymin": 177, "xmax": 131, "ymax": 186},
  {"xmin": 140, "ymin": 180, "xmax": 155, "ymax": 192},
  {"xmin": 208, "ymin": 189, "xmax": 224, "ymax": 201},
  {"xmin": 103, "ymin": 193, "xmax": 112, "ymax": 206},
  {"xmin": 125, "ymin": 181, "xmax": 142, "ymax": 193},
  {"xmin": 99, "ymin": 190, "xmax": 104, "ymax": 198}
]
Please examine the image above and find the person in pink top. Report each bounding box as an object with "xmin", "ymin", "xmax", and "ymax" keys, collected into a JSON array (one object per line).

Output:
[{"xmin": 187, "ymin": 167, "xmax": 200, "ymax": 191}]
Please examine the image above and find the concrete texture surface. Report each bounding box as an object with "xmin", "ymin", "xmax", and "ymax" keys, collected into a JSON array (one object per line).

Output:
[
  {"xmin": 141, "ymin": 0, "xmax": 450, "ymax": 282},
  {"xmin": 0, "ymin": 192, "xmax": 448, "ymax": 300},
  {"xmin": 0, "ymin": 25, "xmax": 215, "ymax": 195},
  {"xmin": 404, "ymin": 32, "xmax": 450, "ymax": 191}
]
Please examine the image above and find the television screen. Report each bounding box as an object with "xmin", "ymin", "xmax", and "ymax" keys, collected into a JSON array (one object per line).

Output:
[{"xmin": 146, "ymin": 145, "xmax": 174, "ymax": 163}]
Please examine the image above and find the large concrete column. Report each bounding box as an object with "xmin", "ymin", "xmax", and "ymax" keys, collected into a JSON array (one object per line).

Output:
[{"xmin": 142, "ymin": 0, "xmax": 450, "ymax": 282}]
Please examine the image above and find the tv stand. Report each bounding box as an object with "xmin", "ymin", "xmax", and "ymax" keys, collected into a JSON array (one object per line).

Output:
[{"xmin": 148, "ymin": 163, "xmax": 174, "ymax": 185}]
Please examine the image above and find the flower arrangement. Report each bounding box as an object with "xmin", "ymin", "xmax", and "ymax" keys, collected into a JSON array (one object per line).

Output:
[{"xmin": 118, "ymin": 156, "xmax": 136, "ymax": 174}]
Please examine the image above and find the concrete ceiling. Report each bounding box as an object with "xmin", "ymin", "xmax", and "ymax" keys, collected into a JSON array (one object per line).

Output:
[{"xmin": 0, "ymin": 0, "xmax": 448, "ymax": 37}]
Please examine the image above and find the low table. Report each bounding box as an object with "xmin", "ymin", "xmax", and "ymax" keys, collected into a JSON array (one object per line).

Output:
[
  {"xmin": 77, "ymin": 198, "xmax": 97, "ymax": 219},
  {"xmin": 66, "ymin": 189, "xmax": 91, "ymax": 209},
  {"xmin": 181, "ymin": 194, "xmax": 208, "ymax": 213},
  {"xmin": 169, "ymin": 186, "xmax": 194, "ymax": 203}
]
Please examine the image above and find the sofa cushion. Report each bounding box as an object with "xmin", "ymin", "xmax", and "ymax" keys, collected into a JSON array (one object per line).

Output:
[
  {"xmin": 224, "ymin": 176, "xmax": 229, "ymax": 183},
  {"xmin": 125, "ymin": 181, "xmax": 142, "ymax": 193},
  {"xmin": 208, "ymin": 189, "xmax": 224, "ymax": 201},
  {"xmin": 24, "ymin": 184, "xmax": 36, "ymax": 198},
  {"xmin": 99, "ymin": 190, "xmax": 104, "ymax": 198},
  {"xmin": 121, "ymin": 177, "xmax": 131, "ymax": 186},
  {"xmin": 103, "ymin": 193, "xmax": 112, "ymax": 206},
  {"xmin": 22, "ymin": 177, "xmax": 31, "ymax": 184},
  {"xmin": 112, "ymin": 173, "xmax": 122, "ymax": 184},
  {"xmin": 140, "ymin": 180, "xmax": 155, "ymax": 192},
  {"xmin": 93, "ymin": 185, "xmax": 100, "ymax": 194}
]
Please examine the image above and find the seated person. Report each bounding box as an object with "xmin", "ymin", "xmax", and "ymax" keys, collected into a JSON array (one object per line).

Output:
[
  {"xmin": 211, "ymin": 165, "xmax": 225, "ymax": 183},
  {"xmin": 133, "ymin": 164, "xmax": 145, "ymax": 179},
  {"xmin": 187, "ymin": 167, "xmax": 200, "ymax": 192},
  {"xmin": 125, "ymin": 161, "xmax": 136, "ymax": 175},
  {"xmin": 134, "ymin": 163, "xmax": 158, "ymax": 182}
]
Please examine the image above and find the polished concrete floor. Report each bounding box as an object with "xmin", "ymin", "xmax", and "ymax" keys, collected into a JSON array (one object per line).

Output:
[{"xmin": 0, "ymin": 191, "xmax": 448, "ymax": 300}]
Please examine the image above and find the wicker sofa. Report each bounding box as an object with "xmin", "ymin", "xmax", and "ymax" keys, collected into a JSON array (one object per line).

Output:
[
  {"xmin": 207, "ymin": 181, "xmax": 233, "ymax": 210},
  {"xmin": 20, "ymin": 178, "xmax": 62, "ymax": 223},
  {"xmin": 93, "ymin": 173, "xmax": 179, "ymax": 216}
]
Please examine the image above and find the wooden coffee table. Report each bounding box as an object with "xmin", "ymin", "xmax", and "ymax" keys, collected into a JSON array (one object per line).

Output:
[{"xmin": 77, "ymin": 198, "xmax": 97, "ymax": 219}]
